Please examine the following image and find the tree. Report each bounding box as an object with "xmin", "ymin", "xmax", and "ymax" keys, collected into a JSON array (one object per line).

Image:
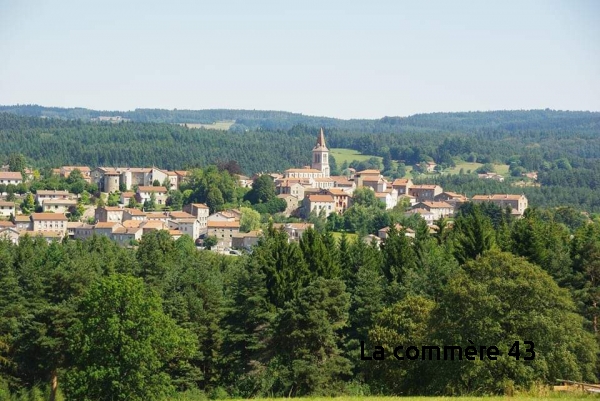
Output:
[
  {"xmin": 251, "ymin": 227, "xmax": 309, "ymax": 308},
  {"xmin": 270, "ymin": 278, "xmax": 351, "ymax": 396},
  {"xmin": 570, "ymin": 222, "xmax": 600, "ymax": 333},
  {"xmin": 244, "ymin": 175, "xmax": 276, "ymax": 204},
  {"xmin": 107, "ymin": 192, "xmax": 120, "ymax": 207},
  {"xmin": 452, "ymin": 205, "xmax": 496, "ymax": 264},
  {"xmin": 220, "ymin": 263, "xmax": 274, "ymax": 393},
  {"xmin": 475, "ymin": 163, "xmax": 496, "ymax": 174},
  {"xmin": 66, "ymin": 169, "xmax": 84, "ymax": 185},
  {"xmin": 380, "ymin": 225, "xmax": 417, "ymax": 300},
  {"xmin": 203, "ymin": 235, "xmax": 218, "ymax": 250},
  {"xmin": 206, "ymin": 187, "xmax": 224, "ymax": 214},
  {"xmin": 153, "ymin": 179, "xmax": 161, "ymax": 186},
  {"xmin": 368, "ymin": 296, "xmax": 436, "ymax": 393},
  {"xmin": 430, "ymin": 250, "xmax": 598, "ymax": 394},
  {"xmin": 239, "ymin": 207, "xmax": 260, "ymax": 233},
  {"xmin": 96, "ymin": 194, "xmax": 106, "ymax": 207},
  {"xmin": 64, "ymin": 274, "xmax": 195, "ymax": 401},
  {"xmin": 167, "ymin": 190, "xmax": 184, "ymax": 211},
  {"xmin": 7, "ymin": 153, "xmax": 26, "ymax": 174},
  {"xmin": 217, "ymin": 160, "xmax": 243, "ymax": 175},
  {"xmin": 80, "ymin": 190, "xmax": 91, "ymax": 206},
  {"xmin": 352, "ymin": 187, "xmax": 383, "ymax": 209},
  {"xmin": 127, "ymin": 196, "xmax": 138, "ymax": 209},
  {"xmin": 21, "ymin": 193, "xmax": 35, "ymax": 215},
  {"xmin": 299, "ymin": 228, "xmax": 340, "ymax": 279},
  {"xmin": 382, "ymin": 151, "xmax": 393, "ymax": 173}
]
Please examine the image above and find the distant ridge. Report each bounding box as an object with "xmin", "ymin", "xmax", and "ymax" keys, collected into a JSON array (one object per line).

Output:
[{"xmin": 0, "ymin": 104, "xmax": 598, "ymax": 133}]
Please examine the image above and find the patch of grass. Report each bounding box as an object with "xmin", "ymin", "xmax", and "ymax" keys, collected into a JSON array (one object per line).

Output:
[
  {"xmin": 167, "ymin": 394, "xmax": 597, "ymax": 401},
  {"xmin": 402, "ymin": 165, "xmax": 414, "ymax": 179},
  {"xmin": 331, "ymin": 148, "xmax": 382, "ymax": 165},
  {"xmin": 331, "ymin": 231, "xmax": 358, "ymax": 243},
  {"xmin": 179, "ymin": 120, "xmax": 235, "ymax": 130}
]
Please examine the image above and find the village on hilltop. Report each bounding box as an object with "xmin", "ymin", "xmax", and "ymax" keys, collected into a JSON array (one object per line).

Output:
[{"xmin": 0, "ymin": 129, "xmax": 528, "ymax": 252}]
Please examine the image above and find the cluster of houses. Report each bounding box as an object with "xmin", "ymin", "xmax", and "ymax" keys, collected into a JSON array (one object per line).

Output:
[
  {"xmin": 0, "ymin": 193, "xmax": 312, "ymax": 251},
  {"xmin": 264, "ymin": 129, "xmax": 528, "ymax": 223},
  {"xmin": 0, "ymin": 129, "xmax": 529, "ymax": 249}
]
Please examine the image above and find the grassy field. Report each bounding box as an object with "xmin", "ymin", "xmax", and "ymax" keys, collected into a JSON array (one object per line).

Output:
[
  {"xmin": 331, "ymin": 148, "xmax": 382, "ymax": 165},
  {"xmin": 168, "ymin": 395, "xmax": 598, "ymax": 401},
  {"xmin": 179, "ymin": 120, "xmax": 235, "ymax": 130},
  {"xmin": 445, "ymin": 161, "xmax": 510, "ymax": 176}
]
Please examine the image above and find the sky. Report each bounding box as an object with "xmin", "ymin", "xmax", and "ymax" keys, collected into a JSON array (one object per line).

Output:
[{"xmin": 0, "ymin": 0, "xmax": 599, "ymax": 119}]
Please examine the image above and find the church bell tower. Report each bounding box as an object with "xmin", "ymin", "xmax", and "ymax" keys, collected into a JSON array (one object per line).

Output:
[{"xmin": 312, "ymin": 128, "xmax": 330, "ymax": 177}]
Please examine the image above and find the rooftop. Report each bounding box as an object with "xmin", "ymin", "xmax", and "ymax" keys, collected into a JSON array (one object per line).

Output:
[
  {"xmin": 31, "ymin": 213, "xmax": 68, "ymax": 221},
  {"xmin": 36, "ymin": 190, "xmax": 71, "ymax": 196},
  {"xmin": 307, "ymin": 194, "xmax": 335, "ymax": 203},
  {"xmin": 208, "ymin": 221, "xmax": 241, "ymax": 228},
  {"xmin": 169, "ymin": 211, "xmax": 195, "ymax": 219},
  {"xmin": 137, "ymin": 186, "xmax": 168, "ymax": 192},
  {"xmin": 285, "ymin": 168, "xmax": 322, "ymax": 173},
  {"xmin": 418, "ymin": 201, "xmax": 453, "ymax": 208},
  {"xmin": 0, "ymin": 172, "xmax": 23, "ymax": 180},
  {"xmin": 472, "ymin": 194, "xmax": 524, "ymax": 201},
  {"xmin": 411, "ymin": 185, "xmax": 440, "ymax": 190},
  {"xmin": 95, "ymin": 222, "xmax": 121, "ymax": 229}
]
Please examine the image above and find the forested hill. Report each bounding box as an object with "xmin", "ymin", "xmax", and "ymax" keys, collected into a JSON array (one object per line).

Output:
[
  {"xmin": 1, "ymin": 104, "xmax": 599, "ymax": 133},
  {"xmin": 2, "ymin": 109, "xmax": 600, "ymax": 211}
]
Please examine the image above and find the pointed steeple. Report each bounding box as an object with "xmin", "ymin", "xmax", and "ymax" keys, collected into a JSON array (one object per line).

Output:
[
  {"xmin": 311, "ymin": 127, "xmax": 330, "ymax": 177},
  {"xmin": 314, "ymin": 128, "xmax": 327, "ymax": 150}
]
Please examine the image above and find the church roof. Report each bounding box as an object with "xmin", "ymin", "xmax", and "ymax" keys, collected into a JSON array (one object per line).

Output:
[{"xmin": 313, "ymin": 128, "xmax": 328, "ymax": 151}]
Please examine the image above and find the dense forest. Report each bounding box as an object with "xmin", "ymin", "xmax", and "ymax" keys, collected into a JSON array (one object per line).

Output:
[
  {"xmin": 1, "ymin": 107, "xmax": 599, "ymax": 211},
  {"xmin": 1, "ymin": 105, "xmax": 599, "ymax": 133},
  {"xmin": 1, "ymin": 204, "xmax": 600, "ymax": 400}
]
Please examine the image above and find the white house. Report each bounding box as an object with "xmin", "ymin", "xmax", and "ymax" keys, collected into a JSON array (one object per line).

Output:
[
  {"xmin": 0, "ymin": 201, "xmax": 16, "ymax": 218},
  {"xmin": 0, "ymin": 172, "xmax": 23, "ymax": 186}
]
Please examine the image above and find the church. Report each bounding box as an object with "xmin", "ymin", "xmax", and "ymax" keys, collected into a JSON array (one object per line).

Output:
[{"xmin": 283, "ymin": 128, "xmax": 330, "ymax": 179}]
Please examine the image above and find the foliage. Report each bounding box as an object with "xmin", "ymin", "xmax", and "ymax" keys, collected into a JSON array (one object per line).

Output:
[{"xmin": 64, "ymin": 274, "xmax": 196, "ymax": 401}]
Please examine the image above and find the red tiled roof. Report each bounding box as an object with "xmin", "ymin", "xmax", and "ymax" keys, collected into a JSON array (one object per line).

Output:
[
  {"xmin": 208, "ymin": 221, "xmax": 240, "ymax": 228},
  {"xmin": 137, "ymin": 186, "xmax": 167, "ymax": 192},
  {"xmin": 0, "ymin": 172, "xmax": 23, "ymax": 180},
  {"xmin": 307, "ymin": 194, "xmax": 335, "ymax": 203}
]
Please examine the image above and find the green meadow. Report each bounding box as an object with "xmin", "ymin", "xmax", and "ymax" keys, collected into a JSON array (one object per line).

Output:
[{"xmin": 331, "ymin": 148, "xmax": 383, "ymax": 165}]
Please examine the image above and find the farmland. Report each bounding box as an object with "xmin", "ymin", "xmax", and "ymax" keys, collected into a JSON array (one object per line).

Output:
[
  {"xmin": 331, "ymin": 148, "xmax": 382, "ymax": 165},
  {"xmin": 444, "ymin": 161, "xmax": 511, "ymax": 176},
  {"xmin": 179, "ymin": 120, "xmax": 236, "ymax": 130}
]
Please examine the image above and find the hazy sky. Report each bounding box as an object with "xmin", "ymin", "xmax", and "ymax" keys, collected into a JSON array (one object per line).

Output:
[{"xmin": 1, "ymin": 0, "xmax": 599, "ymax": 119}]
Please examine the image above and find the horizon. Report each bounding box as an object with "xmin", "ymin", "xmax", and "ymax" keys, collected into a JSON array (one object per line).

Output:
[
  {"xmin": 1, "ymin": 1, "xmax": 599, "ymax": 119},
  {"xmin": 2, "ymin": 104, "xmax": 599, "ymax": 121}
]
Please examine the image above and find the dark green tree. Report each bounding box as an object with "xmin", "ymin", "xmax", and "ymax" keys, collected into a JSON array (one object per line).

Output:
[{"xmin": 64, "ymin": 274, "xmax": 195, "ymax": 401}]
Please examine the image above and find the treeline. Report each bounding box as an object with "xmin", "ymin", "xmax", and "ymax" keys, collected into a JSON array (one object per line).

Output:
[
  {"xmin": 415, "ymin": 174, "xmax": 600, "ymax": 213},
  {"xmin": 2, "ymin": 110, "xmax": 600, "ymax": 211},
  {"xmin": 1, "ymin": 205, "xmax": 600, "ymax": 400},
  {"xmin": 0, "ymin": 113, "xmax": 317, "ymax": 173},
  {"xmin": 2, "ymin": 105, "xmax": 599, "ymax": 134}
]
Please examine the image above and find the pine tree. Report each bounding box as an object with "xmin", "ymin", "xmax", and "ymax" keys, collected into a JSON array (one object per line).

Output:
[
  {"xmin": 270, "ymin": 278, "xmax": 351, "ymax": 396},
  {"xmin": 452, "ymin": 206, "xmax": 496, "ymax": 264},
  {"xmin": 299, "ymin": 228, "xmax": 340, "ymax": 279}
]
